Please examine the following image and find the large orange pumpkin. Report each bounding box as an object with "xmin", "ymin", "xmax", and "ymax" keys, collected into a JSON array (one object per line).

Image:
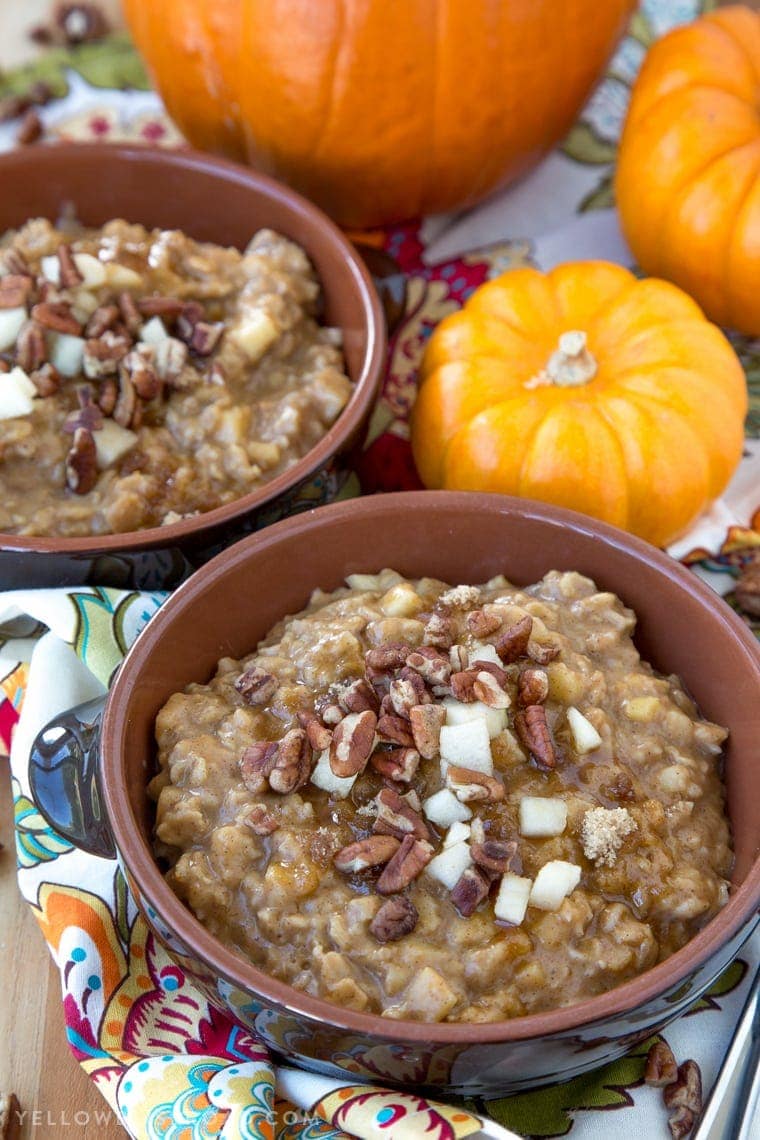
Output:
[
  {"xmin": 410, "ymin": 262, "xmax": 748, "ymax": 548},
  {"xmin": 616, "ymin": 5, "xmax": 760, "ymax": 336},
  {"xmin": 123, "ymin": 0, "xmax": 636, "ymax": 228}
]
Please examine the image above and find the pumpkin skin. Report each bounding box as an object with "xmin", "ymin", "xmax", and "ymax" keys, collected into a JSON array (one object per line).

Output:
[
  {"xmin": 616, "ymin": 5, "xmax": 760, "ymax": 336},
  {"xmin": 123, "ymin": 0, "xmax": 635, "ymax": 228},
  {"xmin": 410, "ymin": 262, "xmax": 748, "ymax": 548}
]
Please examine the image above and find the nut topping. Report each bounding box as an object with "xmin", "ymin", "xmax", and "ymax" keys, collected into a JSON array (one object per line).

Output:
[
  {"xmin": 329, "ymin": 709, "xmax": 377, "ymax": 777},
  {"xmin": 30, "ymin": 362, "xmax": 61, "ymax": 397},
  {"xmin": 446, "ymin": 765, "xmax": 505, "ymax": 803},
  {"xmin": 111, "ymin": 371, "xmax": 138, "ymax": 429},
  {"xmin": 337, "ymin": 678, "xmax": 379, "ymax": 714},
  {"xmin": 405, "ymin": 646, "xmax": 451, "ymax": 687},
  {"xmin": 408, "ymin": 702, "xmax": 446, "ymax": 759},
  {"xmin": 64, "ymin": 427, "xmax": 97, "ymax": 494},
  {"xmin": 239, "ymin": 741, "xmax": 277, "ymax": 792},
  {"xmin": 137, "ymin": 296, "xmax": 185, "ymax": 318},
  {"xmin": 244, "ymin": 804, "xmax": 279, "ymax": 835},
  {"xmin": 467, "ymin": 608, "xmax": 503, "ymax": 637},
  {"xmin": 63, "ymin": 386, "xmax": 103, "ymax": 434},
  {"xmin": 57, "ymin": 243, "xmax": 83, "ymax": 288},
  {"xmin": 450, "ymin": 670, "xmax": 478, "ymax": 702},
  {"xmin": 15, "ymin": 322, "xmax": 47, "ymax": 373},
  {"xmin": 297, "ymin": 710, "xmax": 333, "ymax": 751},
  {"xmin": 529, "ymin": 641, "xmax": 561, "ymax": 665},
  {"xmin": 85, "ymin": 304, "xmax": 120, "ymax": 338},
  {"xmin": 235, "ymin": 666, "xmax": 278, "ymax": 705},
  {"xmin": 472, "ymin": 670, "xmax": 511, "ymax": 709},
  {"xmin": 268, "ymin": 728, "xmax": 312, "ymax": 794},
  {"xmin": 644, "ymin": 1040, "xmax": 678, "ymax": 1088},
  {"xmin": 118, "ymin": 290, "xmax": 142, "ymax": 335},
  {"xmin": 375, "ymin": 713, "xmax": 415, "ymax": 746},
  {"xmin": 334, "ymin": 835, "xmax": 401, "ymax": 873},
  {"xmin": 376, "ymin": 835, "xmax": 433, "ymax": 894},
  {"xmin": 83, "ymin": 330, "xmax": 131, "ymax": 379},
  {"xmin": 389, "ymin": 667, "xmax": 429, "ymax": 718},
  {"xmin": 663, "ymin": 1060, "xmax": 702, "ymax": 1140},
  {"xmin": 471, "ymin": 838, "xmax": 517, "ymax": 877},
  {"xmin": 517, "ymin": 667, "xmax": 549, "ymax": 706},
  {"xmin": 422, "ymin": 612, "xmax": 454, "ymax": 649},
  {"xmin": 30, "ymin": 300, "xmax": 82, "ymax": 335},
  {"xmin": 0, "ymin": 274, "xmax": 33, "ymax": 309},
  {"xmin": 450, "ymin": 866, "xmax": 491, "ymax": 917},
  {"xmin": 496, "ymin": 615, "xmax": 533, "ymax": 663},
  {"xmin": 190, "ymin": 320, "xmax": 224, "ymax": 356},
  {"xmin": 373, "ymin": 786, "xmax": 432, "ymax": 841},
  {"xmin": 369, "ymin": 895, "xmax": 419, "ymax": 942},
  {"xmin": 365, "ymin": 642, "xmax": 409, "ymax": 675},
  {"xmin": 513, "ymin": 704, "xmax": 557, "ymax": 769},
  {"xmin": 370, "ymin": 746, "xmax": 420, "ymax": 783}
]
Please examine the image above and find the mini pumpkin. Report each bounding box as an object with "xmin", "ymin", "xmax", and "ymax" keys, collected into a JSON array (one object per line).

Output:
[
  {"xmin": 616, "ymin": 4, "xmax": 760, "ymax": 336},
  {"xmin": 410, "ymin": 261, "xmax": 747, "ymax": 547}
]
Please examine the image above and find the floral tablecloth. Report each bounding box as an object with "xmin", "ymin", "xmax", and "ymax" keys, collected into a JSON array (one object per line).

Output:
[{"xmin": 1, "ymin": 2, "xmax": 759, "ymax": 1138}]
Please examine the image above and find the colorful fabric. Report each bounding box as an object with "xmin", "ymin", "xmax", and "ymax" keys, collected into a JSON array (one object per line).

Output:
[{"xmin": 2, "ymin": 1, "xmax": 760, "ymax": 1137}]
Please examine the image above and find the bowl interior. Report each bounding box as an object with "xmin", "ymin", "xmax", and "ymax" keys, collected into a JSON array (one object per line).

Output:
[{"xmin": 103, "ymin": 492, "xmax": 760, "ymax": 1034}]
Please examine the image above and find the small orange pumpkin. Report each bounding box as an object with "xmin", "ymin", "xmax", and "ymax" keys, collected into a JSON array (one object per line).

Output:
[
  {"xmin": 616, "ymin": 5, "xmax": 760, "ymax": 336},
  {"xmin": 410, "ymin": 261, "xmax": 747, "ymax": 547},
  {"xmin": 123, "ymin": 0, "xmax": 635, "ymax": 228}
]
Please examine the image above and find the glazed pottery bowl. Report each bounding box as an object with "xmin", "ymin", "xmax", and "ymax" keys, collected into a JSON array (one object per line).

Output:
[
  {"xmin": 35, "ymin": 492, "xmax": 760, "ymax": 1094},
  {"xmin": 0, "ymin": 143, "xmax": 385, "ymax": 589}
]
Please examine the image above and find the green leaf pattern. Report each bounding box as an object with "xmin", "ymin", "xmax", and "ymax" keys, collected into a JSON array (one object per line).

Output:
[{"xmin": 13, "ymin": 775, "xmax": 74, "ymax": 869}]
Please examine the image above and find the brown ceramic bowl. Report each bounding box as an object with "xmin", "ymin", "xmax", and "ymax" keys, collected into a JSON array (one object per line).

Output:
[
  {"xmin": 35, "ymin": 492, "xmax": 760, "ymax": 1094},
  {"xmin": 0, "ymin": 143, "xmax": 385, "ymax": 589}
]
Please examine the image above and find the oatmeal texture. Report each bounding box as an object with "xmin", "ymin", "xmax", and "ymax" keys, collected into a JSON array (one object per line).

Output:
[
  {"xmin": 152, "ymin": 570, "xmax": 732, "ymax": 1023},
  {"xmin": 0, "ymin": 219, "xmax": 352, "ymax": 536}
]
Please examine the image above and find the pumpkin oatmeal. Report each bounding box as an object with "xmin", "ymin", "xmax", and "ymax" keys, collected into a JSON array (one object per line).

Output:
[
  {"xmin": 151, "ymin": 569, "xmax": 732, "ymax": 1023},
  {"xmin": 0, "ymin": 219, "xmax": 352, "ymax": 536}
]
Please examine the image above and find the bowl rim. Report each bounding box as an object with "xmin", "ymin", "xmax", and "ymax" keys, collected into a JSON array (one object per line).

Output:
[
  {"xmin": 102, "ymin": 491, "xmax": 760, "ymax": 1043},
  {"xmin": 0, "ymin": 141, "xmax": 386, "ymax": 554}
]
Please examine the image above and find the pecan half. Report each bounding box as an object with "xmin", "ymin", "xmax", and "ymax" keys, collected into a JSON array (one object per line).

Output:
[
  {"xmin": 376, "ymin": 835, "xmax": 433, "ymax": 894},
  {"xmin": 644, "ymin": 1040, "xmax": 678, "ymax": 1088},
  {"xmin": 112, "ymin": 371, "xmax": 138, "ymax": 429},
  {"xmin": 450, "ymin": 670, "xmax": 478, "ymax": 703},
  {"xmin": 450, "ymin": 866, "xmax": 491, "ymax": 917},
  {"xmin": 663, "ymin": 1060, "xmax": 702, "ymax": 1140},
  {"xmin": 329, "ymin": 709, "xmax": 377, "ymax": 777},
  {"xmin": 472, "ymin": 669, "xmax": 510, "ymax": 708},
  {"xmin": 471, "ymin": 837, "xmax": 517, "ymax": 877},
  {"xmin": 496, "ymin": 615, "xmax": 533, "ymax": 663},
  {"xmin": 30, "ymin": 300, "xmax": 81, "ymax": 335},
  {"xmin": 268, "ymin": 728, "xmax": 311, "ymax": 794},
  {"xmin": 422, "ymin": 612, "xmax": 454, "ymax": 649},
  {"xmin": 467, "ymin": 609, "xmax": 503, "ymax": 637},
  {"xmin": 239, "ymin": 741, "xmax": 277, "ymax": 792},
  {"xmin": 29, "ymin": 362, "xmax": 61, "ymax": 397},
  {"xmin": 370, "ymin": 746, "xmax": 420, "ymax": 783},
  {"xmin": 334, "ymin": 834, "xmax": 400, "ymax": 873},
  {"xmin": 83, "ymin": 330, "xmax": 131, "ymax": 379},
  {"xmin": 365, "ymin": 642, "xmax": 409, "ymax": 676},
  {"xmin": 408, "ymin": 702, "xmax": 446, "ymax": 760},
  {"xmin": 389, "ymin": 667, "xmax": 429, "ymax": 718},
  {"xmin": 57, "ymin": 243, "xmax": 83, "ymax": 288},
  {"xmin": 446, "ymin": 765, "xmax": 505, "ymax": 803},
  {"xmin": 337, "ymin": 678, "xmax": 379, "ymax": 715},
  {"xmin": 297, "ymin": 710, "xmax": 332, "ymax": 751},
  {"xmin": 65, "ymin": 427, "xmax": 98, "ymax": 494},
  {"xmin": 0, "ymin": 274, "xmax": 33, "ymax": 309},
  {"xmin": 513, "ymin": 704, "xmax": 557, "ymax": 769},
  {"xmin": 14, "ymin": 321, "xmax": 47, "ymax": 373},
  {"xmin": 85, "ymin": 304, "xmax": 120, "ymax": 338},
  {"xmin": 517, "ymin": 667, "xmax": 549, "ymax": 706},
  {"xmin": 405, "ymin": 646, "xmax": 452, "ymax": 687},
  {"xmin": 376, "ymin": 714, "xmax": 415, "ymax": 747},
  {"xmin": 373, "ymin": 786, "xmax": 432, "ymax": 841},
  {"xmin": 235, "ymin": 666, "xmax": 278, "ymax": 705},
  {"xmin": 369, "ymin": 895, "xmax": 418, "ymax": 942},
  {"xmin": 243, "ymin": 804, "xmax": 279, "ymax": 835}
]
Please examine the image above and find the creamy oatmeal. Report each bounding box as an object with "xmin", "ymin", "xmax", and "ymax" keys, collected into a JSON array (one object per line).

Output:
[
  {"xmin": 0, "ymin": 219, "xmax": 352, "ymax": 536},
  {"xmin": 152, "ymin": 570, "xmax": 732, "ymax": 1023}
]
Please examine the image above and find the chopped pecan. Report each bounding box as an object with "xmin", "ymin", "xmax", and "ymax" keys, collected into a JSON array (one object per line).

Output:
[
  {"xmin": 15, "ymin": 320, "xmax": 46, "ymax": 372},
  {"xmin": 329, "ymin": 709, "xmax": 377, "ymax": 778},
  {"xmin": 405, "ymin": 645, "xmax": 452, "ymax": 687},
  {"xmin": 239, "ymin": 741, "xmax": 277, "ymax": 792},
  {"xmin": 243, "ymin": 804, "xmax": 279, "ymax": 835},
  {"xmin": 663, "ymin": 1061, "xmax": 702, "ymax": 1140},
  {"xmin": 190, "ymin": 320, "xmax": 224, "ymax": 356},
  {"xmin": 370, "ymin": 746, "xmax": 420, "ymax": 783},
  {"xmin": 517, "ymin": 666, "xmax": 549, "ymax": 706},
  {"xmin": 57, "ymin": 243, "xmax": 83, "ymax": 288},
  {"xmin": 376, "ymin": 835, "xmax": 433, "ymax": 894},
  {"xmin": 268, "ymin": 728, "xmax": 311, "ymax": 794},
  {"xmin": 529, "ymin": 641, "xmax": 561, "ymax": 664},
  {"xmin": 83, "ymin": 330, "xmax": 131, "ymax": 379},
  {"xmin": 513, "ymin": 704, "xmax": 557, "ymax": 769},
  {"xmin": 471, "ymin": 837, "xmax": 517, "ymax": 877},
  {"xmin": 496, "ymin": 615, "xmax": 533, "ymax": 663},
  {"xmin": 97, "ymin": 376, "xmax": 118, "ymax": 416},
  {"xmin": 122, "ymin": 344, "xmax": 161, "ymax": 401},
  {"xmin": 176, "ymin": 300, "xmax": 205, "ymax": 342},
  {"xmin": 112, "ymin": 371, "xmax": 138, "ymax": 429},
  {"xmin": 0, "ymin": 274, "xmax": 33, "ymax": 309},
  {"xmin": 423, "ymin": 612, "xmax": 454, "ymax": 649},
  {"xmin": 448, "ymin": 644, "xmax": 469, "ymax": 672},
  {"xmin": 297, "ymin": 710, "xmax": 333, "ymax": 751},
  {"xmin": 29, "ymin": 363, "xmax": 61, "ymax": 397},
  {"xmin": 118, "ymin": 290, "xmax": 142, "ymax": 335},
  {"xmin": 389, "ymin": 666, "xmax": 430, "ymax": 718},
  {"xmin": 734, "ymin": 551, "xmax": 760, "ymax": 617},
  {"xmin": 334, "ymin": 834, "xmax": 400, "ymax": 873},
  {"xmin": 451, "ymin": 866, "xmax": 491, "ymax": 917},
  {"xmin": 373, "ymin": 786, "xmax": 432, "ymax": 841},
  {"xmin": 644, "ymin": 1040, "xmax": 678, "ymax": 1088},
  {"xmin": 338, "ymin": 678, "xmax": 379, "ymax": 714},
  {"xmin": 370, "ymin": 895, "xmax": 418, "ymax": 942},
  {"xmin": 316, "ymin": 700, "xmax": 344, "ymax": 727},
  {"xmin": 467, "ymin": 609, "xmax": 503, "ymax": 637},
  {"xmin": 137, "ymin": 295, "xmax": 185, "ymax": 318},
  {"xmin": 85, "ymin": 304, "xmax": 120, "ymax": 338},
  {"xmin": 409, "ymin": 702, "xmax": 446, "ymax": 759},
  {"xmin": 235, "ymin": 666, "xmax": 278, "ymax": 705},
  {"xmin": 65, "ymin": 427, "xmax": 98, "ymax": 494},
  {"xmin": 1, "ymin": 248, "xmax": 29, "ymax": 276},
  {"xmin": 376, "ymin": 714, "xmax": 415, "ymax": 747},
  {"xmin": 472, "ymin": 669, "xmax": 510, "ymax": 709},
  {"xmin": 16, "ymin": 108, "xmax": 43, "ymax": 145},
  {"xmin": 446, "ymin": 765, "xmax": 505, "ymax": 803},
  {"xmin": 450, "ymin": 670, "xmax": 479, "ymax": 703},
  {"xmin": 365, "ymin": 642, "xmax": 409, "ymax": 675},
  {"xmin": 63, "ymin": 386, "xmax": 103, "ymax": 434},
  {"xmin": 470, "ymin": 659, "xmax": 509, "ymax": 686},
  {"xmin": 156, "ymin": 336, "xmax": 190, "ymax": 384},
  {"xmin": 30, "ymin": 300, "xmax": 81, "ymax": 335}
]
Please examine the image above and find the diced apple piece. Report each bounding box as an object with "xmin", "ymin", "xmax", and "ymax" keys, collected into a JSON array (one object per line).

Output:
[
  {"xmin": 467, "ymin": 642, "xmax": 503, "ymax": 669},
  {"xmin": 567, "ymin": 706, "xmax": 602, "ymax": 753},
  {"xmin": 529, "ymin": 860, "xmax": 582, "ymax": 911},
  {"xmin": 229, "ymin": 309, "xmax": 279, "ymax": 361},
  {"xmin": 400, "ymin": 966, "xmax": 458, "ymax": 1021},
  {"xmin": 345, "ymin": 573, "xmax": 383, "ymax": 592},
  {"xmin": 443, "ymin": 819, "xmax": 472, "ymax": 847},
  {"xmin": 104, "ymin": 262, "xmax": 143, "ymax": 290},
  {"xmin": 426, "ymin": 841, "xmax": 472, "ymax": 890},
  {"xmin": 439, "ymin": 719, "xmax": 493, "ymax": 774},
  {"xmin": 40, "ymin": 255, "xmax": 61, "ymax": 284},
  {"xmin": 494, "ymin": 873, "xmax": 532, "ymax": 925},
  {"xmin": 442, "ymin": 696, "xmax": 506, "ymax": 739},
  {"xmin": 49, "ymin": 332, "xmax": 85, "ymax": 377},
  {"xmin": 519, "ymin": 796, "xmax": 568, "ymax": 837},
  {"xmin": 422, "ymin": 788, "xmax": 472, "ymax": 828},
  {"xmin": 140, "ymin": 316, "xmax": 169, "ymax": 346},
  {"xmin": 0, "ymin": 307, "xmax": 27, "ymax": 352},
  {"xmin": 380, "ymin": 582, "xmax": 423, "ymax": 617},
  {"xmin": 0, "ymin": 366, "xmax": 36, "ymax": 420},
  {"xmin": 73, "ymin": 252, "xmax": 107, "ymax": 288},
  {"xmin": 93, "ymin": 420, "xmax": 138, "ymax": 469},
  {"xmin": 310, "ymin": 748, "xmax": 357, "ymax": 798}
]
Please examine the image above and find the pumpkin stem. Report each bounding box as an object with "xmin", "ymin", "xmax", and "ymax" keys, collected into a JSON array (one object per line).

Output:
[{"xmin": 545, "ymin": 330, "xmax": 598, "ymax": 387}]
